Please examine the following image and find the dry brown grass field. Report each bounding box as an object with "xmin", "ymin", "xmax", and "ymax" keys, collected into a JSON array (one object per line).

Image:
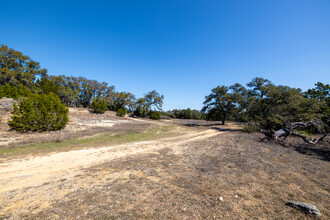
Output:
[{"xmin": 0, "ymin": 107, "xmax": 329, "ymax": 219}]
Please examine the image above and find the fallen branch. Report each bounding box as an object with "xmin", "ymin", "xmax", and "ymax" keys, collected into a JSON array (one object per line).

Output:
[
  {"xmin": 291, "ymin": 132, "xmax": 327, "ymax": 144},
  {"xmin": 261, "ymin": 120, "xmax": 328, "ymax": 146}
]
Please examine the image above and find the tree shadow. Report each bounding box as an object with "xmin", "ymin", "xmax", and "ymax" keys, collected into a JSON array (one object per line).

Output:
[
  {"xmin": 209, "ymin": 127, "xmax": 242, "ymax": 132},
  {"xmin": 183, "ymin": 123, "xmax": 223, "ymax": 127},
  {"xmin": 259, "ymin": 134, "xmax": 330, "ymax": 162},
  {"xmin": 291, "ymin": 143, "xmax": 330, "ymax": 162},
  {"xmin": 181, "ymin": 123, "xmax": 242, "ymax": 132}
]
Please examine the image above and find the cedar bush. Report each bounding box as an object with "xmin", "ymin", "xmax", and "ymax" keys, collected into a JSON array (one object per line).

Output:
[
  {"xmin": 116, "ymin": 108, "xmax": 127, "ymax": 117},
  {"xmin": 90, "ymin": 99, "xmax": 107, "ymax": 114},
  {"xmin": 149, "ymin": 111, "xmax": 161, "ymax": 120},
  {"xmin": 8, "ymin": 93, "xmax": 69, "ymax": 132}
]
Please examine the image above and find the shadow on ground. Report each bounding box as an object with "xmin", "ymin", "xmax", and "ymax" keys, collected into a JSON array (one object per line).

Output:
[
  {"xmin": 184, "ymin": 124, "xmax": 242, "ymax": 132},
  {"xmin": 292, "ymin": 143, "xmax": 330, "ymax": 162},
  {"xmin": 258, "ymin": 133, "xmax": 330, "ymax": 162},
  {"xmin": 172, "ymin": 119, "xmax": 243, "ymax": 132}
]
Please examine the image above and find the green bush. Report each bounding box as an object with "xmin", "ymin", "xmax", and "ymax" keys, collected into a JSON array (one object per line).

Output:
[
  {"xmin": 8, "ymin": 93, "xmax": 69, "ymax": 132},
  {"xmin": 116, "ymin": 108, "xmax": 127, "ymax": 117},
  {"xmin": 133, "ymin": 106, "xmax": 144, "ymax": 117},
  {"xmin": 149, "ymin": 111, "xmax": 161, "ymax": 120},
  {"xmin": 90, "ymin": 99, "xmax": 107, "ymax": 114}
]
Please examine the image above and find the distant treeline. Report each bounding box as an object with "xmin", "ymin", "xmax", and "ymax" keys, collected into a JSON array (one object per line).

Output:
[
  {"xmin": 163, "ymin": 109, "xmax": 205, "ymax": 120},
  {"xmin": 0, "ymin": 44, "xmax": 163, "ymax": 117}
]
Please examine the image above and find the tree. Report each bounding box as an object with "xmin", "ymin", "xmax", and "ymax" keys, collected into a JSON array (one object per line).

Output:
[
  {"xmin": 125, "ymin": 93, "xmax": 137, "ymax": 112},
  {"xmin": 78, "ymin": 77, "xmax": 101, "ymax": 108},
  {"xmin": 8, "ymin": 93, "xmax": 69, "ymax": 132},
  {"xmin": 0, "ymin": 44, "xmax": 47, "ymax": 91},
  {"xmin": 305, "ymin": 82, "xmax": 330, "ymax": 104},
  {"xmin": 135, "ymin": 90, "xmax": 164, "ymax": 117},
  {"xmin": 107, "ymin": 92, "xmax": 136, "ymax": 112},
  {"xmin": 202, "ymin": 84, "xmax": 245, "ymax": 125},
  {"xmin": 304, "ymin": 82, "xmax": 330, "ymax": 128},
  {"xmin": 246, "ymin": 82, "xmax": 324, "ymax": 130},
  {"xmin": 134, "ymin": 98, "xmax": 147, "ymax": 117},
  {"xmin": 144, "ymin": 90, "xmax": 164, "ymax": 111},
  {"xmin": 247, "ymin": 77, "xmax": 271, "ymax": 99},
  {"xmin": 37, "ymin": 75, "xmax": 78, "ymax": 106}
]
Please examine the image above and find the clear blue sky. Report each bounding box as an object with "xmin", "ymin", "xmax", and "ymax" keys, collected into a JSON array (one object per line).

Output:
[{"xmin": 1, "ymin": 0, "xmax": 329, "ymax": 110}]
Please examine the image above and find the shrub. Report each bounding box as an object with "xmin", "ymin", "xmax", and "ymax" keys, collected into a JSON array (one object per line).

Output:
[
  {"xmin": 90, "ymin": 99, "xmax": 107, "ymax": 114},
  {"xmin": 8, "ymin": 93, "xmax": 69, "ymax": 132},
  {"xmin": 149, "ymin": 111, "xmax": 161, "ymax": 120},
  {"xmin": 116, "ymin": 108, "xmax": 127, "ymax": 117},
  {"xmin": 133, "ymin": 106, "xmax": 144, "ymax": 117}
]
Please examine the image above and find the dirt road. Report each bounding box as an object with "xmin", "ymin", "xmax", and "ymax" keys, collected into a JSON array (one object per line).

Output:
[{"xmin": 0, "ymin": 128, "xmax": 220, "ymax": 218}]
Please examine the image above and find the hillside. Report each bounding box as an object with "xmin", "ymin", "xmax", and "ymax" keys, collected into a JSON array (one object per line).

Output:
[{"xmin": 1, "ymin": 100, "xmax": 135, "ymax": 148}]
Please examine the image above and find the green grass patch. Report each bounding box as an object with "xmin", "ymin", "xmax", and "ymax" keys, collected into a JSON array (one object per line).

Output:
[
  {"xmin": 294, "ymin": 128, "xmax": 312, "ymax": 138},
  {"xmin": 0, "ymin": 125, "xmax": 180, "ymax": 159}
]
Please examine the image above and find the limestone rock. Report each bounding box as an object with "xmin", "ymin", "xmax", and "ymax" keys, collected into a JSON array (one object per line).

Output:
[{"xmin": 286, "ymin": 200, "xmax": 321, "ymax": 218}]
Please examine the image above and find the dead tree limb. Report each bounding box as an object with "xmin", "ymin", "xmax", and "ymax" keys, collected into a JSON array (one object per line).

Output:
[
  {"xmin": 261, "ymin": 120, "xmax": 328, "ymax": 146},
  {"xmin": 291, "ymin": 132, "xmax": 327, "ymax": 144}
]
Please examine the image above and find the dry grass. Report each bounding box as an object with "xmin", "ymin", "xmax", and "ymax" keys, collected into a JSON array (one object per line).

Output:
[
  {"xmin": 10, "ymin": 131, "xmax": 329, "ymax": 219},
  {"xmin": 0, "ymin": 123, "xmax": 179, "ymax": 160}
]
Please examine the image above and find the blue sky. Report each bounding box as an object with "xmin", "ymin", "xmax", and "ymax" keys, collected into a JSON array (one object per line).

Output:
[{"xmin": 1, "ymin": 0, "xmax": 329, "ymax": 110}]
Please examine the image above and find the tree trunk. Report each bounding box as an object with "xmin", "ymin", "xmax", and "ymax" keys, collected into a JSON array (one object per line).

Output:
[{"xmin": 221, "ymin": 113, "xmax": 226, "ymax": 125}]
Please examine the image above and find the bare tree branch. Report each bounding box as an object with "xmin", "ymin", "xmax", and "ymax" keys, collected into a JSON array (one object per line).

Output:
[{"xmin": 261, "ymin": 120, "xmax": 328, "ymax": 146}]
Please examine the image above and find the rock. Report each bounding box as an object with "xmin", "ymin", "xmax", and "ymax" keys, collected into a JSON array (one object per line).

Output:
[
  {"xmin": 0, "ymin": 97, "xmax": 18, "ymax": 111},
  {"xmin": 286, "ymin": 201, "xmax": 321, "ymax": 218},
  {"xmin": 218, "ymin": 196, "xmax": 224, "ymax": 201},
  {"xmin": 234, "ymin": 195, "xmax": 238, "ymax": 199}
]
